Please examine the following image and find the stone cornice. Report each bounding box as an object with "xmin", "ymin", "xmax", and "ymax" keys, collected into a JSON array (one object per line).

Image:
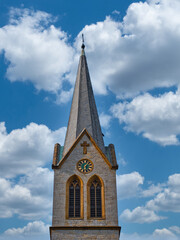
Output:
[{"xmin": 49, "ymin": 225, "xmax": 121, "ymax": 236}]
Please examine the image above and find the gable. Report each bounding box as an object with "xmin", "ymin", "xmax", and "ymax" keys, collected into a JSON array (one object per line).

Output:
[{"xmin": 52, "ymin": 129, "xmax": 118, "ymax": 170}]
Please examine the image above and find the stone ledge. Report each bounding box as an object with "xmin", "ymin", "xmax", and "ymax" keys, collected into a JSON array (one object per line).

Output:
[{"xmin": 50, "ymin": 225, "xmax": 121, "ymax": 237}]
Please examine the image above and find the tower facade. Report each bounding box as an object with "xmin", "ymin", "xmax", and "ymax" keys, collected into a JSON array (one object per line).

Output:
[{"xmin": 50, "ymin": 43, "xmax": 121, "ymax": 240}]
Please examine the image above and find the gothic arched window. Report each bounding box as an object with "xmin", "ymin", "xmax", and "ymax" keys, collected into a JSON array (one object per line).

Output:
[
  {"xmin": 66, "ymin": 175, "xmax": 83, "ymax": 219},
  {"xmin": 87, "ymin": 175, "xmax": 105, "ymax": 219}
]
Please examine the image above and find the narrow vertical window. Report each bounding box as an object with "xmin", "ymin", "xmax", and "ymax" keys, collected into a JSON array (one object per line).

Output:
[
  {"xmin": 96, "ymin": 184, "xmax": 102, "ymax": 217},
  {"xmin": 75, "ymin": 184, "xmax": 80, "ymax": 217},
  {"xmin": 69, "ymin": 184, "xmax": 74, "ymax": 217},
  {"xmin": 90, "ymin": 184, "xmax": 95, "ymax": 217},
  {"xmin": 90, "ymin": 178, "xmax": 102, "ymax": 218},
  {"xmin": 68, "ymin": 179, "xmax": 80, "ymax": 218}
]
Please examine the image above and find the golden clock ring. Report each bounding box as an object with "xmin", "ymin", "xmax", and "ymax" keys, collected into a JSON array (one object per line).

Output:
[{"xmin": 77, "ymin": 159, "xmax": 94, "ymax": 174}]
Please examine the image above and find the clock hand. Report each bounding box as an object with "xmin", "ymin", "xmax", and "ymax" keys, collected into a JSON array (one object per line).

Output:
[{"xmin": 84, "ymin": 163, "xmax": 88, "ymax": 170}]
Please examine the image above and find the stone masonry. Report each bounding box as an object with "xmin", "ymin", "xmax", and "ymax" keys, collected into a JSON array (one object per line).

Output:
[{"xmin": 50, "ymin": 134, "xmax": 120, "ymax": 239}]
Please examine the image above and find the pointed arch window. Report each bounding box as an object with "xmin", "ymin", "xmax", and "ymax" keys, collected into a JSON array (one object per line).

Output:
[
  {"xmin": 87, "ymin": 175, "xmax": 105, "ymax": 219},
  {"xmin": 69, "ymin": 179, "xmax": 80, "ymax": 217},
  {"xmin": 66, "ymin": 175, "xmax": 83, "ymax": 219}
]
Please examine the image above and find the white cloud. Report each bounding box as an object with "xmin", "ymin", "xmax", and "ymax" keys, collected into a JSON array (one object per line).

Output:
[
  {"xmin": 111, "ymin": 90, "xmax": 180, "ymax": 145},
  {"xmin": 0, "ymin": 122, "xmax": 65, "ymax": 219},
  {"xmin": 117, "ymin": 172, "xmax": 144, "ymax": 199},
  {"xmin": 2, "ymin": 221, "xmax": 49, "ymax": 240},
  {"xmin": 55, "ymin": 88, "xmax": 73, "ymax": 104},
  {"xmin": 141, "ymin": 183, "xmax": 163, "ymax": 198},
  {"xmin": 0, "ymin": 8, "xmax": 74, "ymax": 94},
  {"xmin": 168, "ymin": 173, "xmax": 180, "ymax": 191},
  {"xmin": 147, "ymin": 174, "xmax": 180, "ymax": 212},
  {"xmin": 116, "ymin": 171, "xmax": 163, "ymax": 200},
  {"xmin": 5, "ymin": 221, "xmax": 48, "ymax": 235},
  {"xmin": 72, "ymin": 17, "xmax": 122, "ymax": 95},
  {"xmin": 153, "ymin": 228, "xmax": 176, "ymax": 239},
  {"xmin": 120, "ymin": 206, "xmax": 165, "ymax": 223},
  {"xmin": 19, "ymin": 167, "xmax": 53, "ymax": 200},
  {"xmin": 99, "ymin": 112, "xmax": 112, "ymax": 129},
  {"xmin": 2, "ymin": 0, "xmax": 180, "ymax": 103},
  {"xmin": 117, "ymin": 153, "xmax": 127, "ymax": 167},
  {"xmin": 73, "ymin": 0, "xmax": 180, "ymax": 98},
  {"xmin": 0, "ymin": 122, "xmax": 66, "ymax": 178},
  {"xmin": 0, "ymin": 168, "xmax": 53, "ymax": 219},
  {"xmin": 112, "ymin": 10, "xmax": 120, "ymax": 15},
  {"xmin": 169, "ymin": 226, "xmax": 180, "ymax": 235},
  {"xmin": 121, "ymin": 227, "xmax": 179, "ymax": 240},
  {"xmin": 120, "ymin": 173, "xmax": 180, "ymax": 224}
]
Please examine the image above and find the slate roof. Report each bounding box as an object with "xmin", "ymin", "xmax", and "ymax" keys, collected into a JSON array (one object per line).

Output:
[{"xmin": 63, "ymin": 46, "xmax": 105, "ymax": 156}]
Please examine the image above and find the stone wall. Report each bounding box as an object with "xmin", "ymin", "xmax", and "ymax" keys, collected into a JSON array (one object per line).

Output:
[
  {"xmin": 51, "ymin": 133, "xmax": 119, "ymax": 239},
  {"xmin": 50, "ymin": 229, "xmax": 120, "ymax": 240}
]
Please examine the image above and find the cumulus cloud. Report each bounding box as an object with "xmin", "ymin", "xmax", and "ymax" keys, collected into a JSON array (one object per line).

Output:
[
  {"xmin": 147, "ymin": 174, "xmax": 180, "ymax": 212},
  {"xmin": 117, "ymin": 153, "xmax": 127, "ymax": 167},
  {"xmin": 72, "ymin": 17, "xmax": 122, "ymax": 95},
  {"xmin": 0, "ymin": 8, "xmax": 74, "ymax": 94},
  {"xmin": 0, "ymin": 122, "xmax": 65, "ymax": 219},
  {"xmin": 55, "ymin": 88, "xmax": 74, "ymax": 104},
  {"xmin": 120, "ymin": 206, "xmax": 165, "ymax": 223},
  {"xmin": 5, "ymin": 221, "xmax": 48, "ymax": 235},
  {"xmin": 116, "ymin": 171, "xmax": 164, "ymax": 200},
  {"xmin": 73, "ymin": 0, "xmax": 180, "ymax": 98},
  {"xmin": 168, "ymin": 173, "xmax": 180, "ymax": 190},
  {"xmin": 99, "ymin": 112, "xmax": 112, "ymax": 129},
  {"xmin": 2, "ymin": 0, "xmax": 180, "ymax": 101},
  {"xmin": 121, "ymin": 227, "xmax": 179, "ymax": 240},
  {"xmin": 19, "ymin": 167, "xmax": 53, "ymax": 200},
  {"xmin": 153, "ymin": 228, "xmax": 176, "ymax": 239},
  {"xmin": 71, "ymin": 0, "xmax": 180, "ymax": 145},
  {"xmin": 1, "ymin": 221, "xmax": 49, "ymax": 240},
  {"xmin": 0, "ymin": 122, "xmax": 66, "ymax": 178},
  {"xmin": 111, "ymin": 90, "xmax": 180, "ymax": 146},
  {"xmin": 141, "ymin": 183, "xmax": 164, "ymax": 198},
  {"xmin": 117, "ymin": 172, "xmax": 144, "ymax": 199},
  {"xmin": 120, "ymin": 173, "xmax": 180, "ymax": 224},
  {"xmin": 0, "ymin": 168, "xmax": 53, "ymax": 219},
  {"xmin": 0, "ymin": 0, "xmax": 180, "ymax": 107},
  {"xmin": 169, "ymin": 226, "xmax": 180, "ymax": 235}
]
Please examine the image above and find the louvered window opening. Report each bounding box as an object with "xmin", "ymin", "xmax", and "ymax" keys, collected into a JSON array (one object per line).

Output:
[
  {"xmin": 69, "ymin": 179, "xmax": 80, "ymax": 218},
  {"xmin": 90, "ymin": 179, "xmax": 102, "ymax": 218}
]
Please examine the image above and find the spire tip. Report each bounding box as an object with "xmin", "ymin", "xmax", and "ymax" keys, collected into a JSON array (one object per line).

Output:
[{"xmin": 81, "ymin": 34, "xmax": 85, "ymax": 51}]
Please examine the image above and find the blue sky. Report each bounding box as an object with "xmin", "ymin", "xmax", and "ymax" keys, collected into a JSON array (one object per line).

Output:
[{"xmin": 0, "ymin": 0, "xmax": 180, "ymax": 239}]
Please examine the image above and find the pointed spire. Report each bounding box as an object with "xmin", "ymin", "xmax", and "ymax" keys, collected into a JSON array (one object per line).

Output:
[{"xmin": 63, "ymin": 38, "xmax": 105, "ymax": 156}]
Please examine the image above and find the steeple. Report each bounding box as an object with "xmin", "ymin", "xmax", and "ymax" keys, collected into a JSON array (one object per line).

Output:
[{"xmin": 63, "ymin": 37, "xmax": 105, "ymax": 156}]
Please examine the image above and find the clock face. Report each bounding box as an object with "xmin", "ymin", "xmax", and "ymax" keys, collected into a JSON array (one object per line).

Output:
[{"xmin": 77, "ymin": 159, "xmax": 94, "ymax": 174}]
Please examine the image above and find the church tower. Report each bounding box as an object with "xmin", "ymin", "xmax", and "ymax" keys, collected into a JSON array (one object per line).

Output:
[{"xmin": 50, "ymin": 38, "xmax": 121, "ymax": 240}]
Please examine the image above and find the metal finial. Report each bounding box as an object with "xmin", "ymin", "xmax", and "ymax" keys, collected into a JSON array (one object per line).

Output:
[{"xmin": 81, "ymin": 34, "xmax": 85, "ymax": 50}]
